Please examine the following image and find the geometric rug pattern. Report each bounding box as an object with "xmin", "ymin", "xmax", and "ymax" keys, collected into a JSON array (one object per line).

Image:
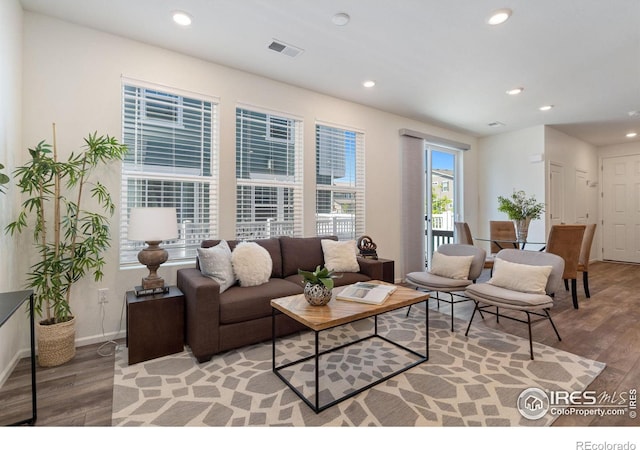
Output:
[{"xmin": 112, "ymin": 303, "xmax": 605, "ymax": 426}]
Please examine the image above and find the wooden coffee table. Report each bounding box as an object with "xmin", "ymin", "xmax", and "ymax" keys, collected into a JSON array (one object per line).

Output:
[{"xmin": 271, "ymin": 281, "xmax": 429, "ymax": 413}]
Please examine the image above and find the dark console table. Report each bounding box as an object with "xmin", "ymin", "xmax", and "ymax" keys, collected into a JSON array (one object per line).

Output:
[{"xmin": 0, "ymin": 290, "xmax": 36, "ymax": 426}]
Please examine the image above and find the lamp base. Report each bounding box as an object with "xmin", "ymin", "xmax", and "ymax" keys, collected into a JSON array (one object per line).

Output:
[
  {"xmin": 141, "ymin": 276, "xmax": 166, "ymax": 290},
  {"xmin": 137, "ymin": 241, "xmax": 169, "ymax": 290}
]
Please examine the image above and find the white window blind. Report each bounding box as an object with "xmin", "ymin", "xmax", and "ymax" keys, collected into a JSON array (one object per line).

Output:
[
  {"xmin": 120, "ymin": 80, "xmax": 218, "ymax": 264},
  {"xmin": 236, "ymin": 107, "xmax": 303, "ymax": 240},
  {"xmin": 315, "ymin": 123, "xmax": 365, "ymax": 240}
]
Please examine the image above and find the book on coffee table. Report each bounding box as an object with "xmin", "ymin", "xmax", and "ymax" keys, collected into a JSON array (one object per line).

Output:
[{"xmin": 336, "ymin": 282, "xmax": 398, "ymax": 305}]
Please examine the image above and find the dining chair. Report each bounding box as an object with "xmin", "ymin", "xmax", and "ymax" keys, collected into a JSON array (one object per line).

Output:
[
  {"xmin": 454, "ymin": 222, "xmax": 474, "ymax": 245},
  {"xmin": 545, "ymin": 224, "xmax": 586, "ymax": 309},
  {"xmin": 464, "ymin": 249, "xmax": 565, "ymax": 360},
  {"xmin": 455, "ymin": 221, "xmax": 494, "ymax": 272},
  {"xmin": 576, "ymin": 223, "xmax": 597, "ymax": 298},
  {"xmin": 405, "ymin": 243, "xmax": 486, "ymax": 331}
]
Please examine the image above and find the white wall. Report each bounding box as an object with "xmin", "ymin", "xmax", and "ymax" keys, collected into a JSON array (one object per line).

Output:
[
  {"xmin": 0, "ymin": 0, "xmax": 26, "ymax": 386},
  {"xmin": 15, "ymin": 12, "xmax": 477, "ymax": 355},
  {"xmin": 598, "ymin": 140, "xmax": 640, "ymax": 159},
  {"xmin": 476, "ymin": 126, "xmax": 547, "ymax": 249},
  {"xmin": 545, "ymin": 126, "xmax": 600, "ymax": 258}
]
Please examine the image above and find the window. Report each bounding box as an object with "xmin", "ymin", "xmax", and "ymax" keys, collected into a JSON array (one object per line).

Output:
[
  {"xmin": 120, "ymin": 80, "xmax": 218, "ymax": 264},
  {"xmin": 235, "ymin": 107, "xmax": 303, "ymax": 239},
  {"xmin": 315, "ymin": 123, "xmax": 365, "ymax": 240}
]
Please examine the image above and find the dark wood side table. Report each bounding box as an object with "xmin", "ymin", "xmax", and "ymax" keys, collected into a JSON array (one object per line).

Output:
[
  {"xmin": 126, "ymin": 286, "xmax": 184, "ymax": 365},
  {"xmin": 377, "ymin": 258, "xmax": 395, "ymax": 284},
  {"xmin": 0, "ymin": 290, "xmax": 36, "ymax": 426}
]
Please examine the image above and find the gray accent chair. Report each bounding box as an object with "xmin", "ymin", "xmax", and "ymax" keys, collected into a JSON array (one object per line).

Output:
[
  {"xmin": 405, "ymin": 244, "xmax": 486, "ymax": 331},
  {"xmin": 464, "ymin": 249, "xmax": 565, "ymax": 360}
]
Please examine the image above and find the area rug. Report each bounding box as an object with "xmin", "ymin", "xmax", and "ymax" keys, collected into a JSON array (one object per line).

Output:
[{"xmin": 112, "ymin": 303, "xmax": 605, "ymax": 426}]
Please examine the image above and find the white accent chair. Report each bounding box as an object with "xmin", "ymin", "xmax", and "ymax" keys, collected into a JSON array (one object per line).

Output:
[
  {"xmin": 464, "ymin": 249, "xmax": 565, "ymax": 360},
  {"xmin": 405, "ymin": 244, "xmax": 486, "ymax": 332}
]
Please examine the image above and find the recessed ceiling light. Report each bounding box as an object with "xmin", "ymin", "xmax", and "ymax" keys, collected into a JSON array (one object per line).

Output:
[
  {"xmin": 539, "ymin": 105, "xmax": 554, "ymax": 111},
  {"xmin": 363, "ymin": 80, "xmax": 376, "ymax": 88},
  {"xmin": 488, "ymin": 8, "xmax": 512, "ymax": 25},
  {"xmin": 506, "ymin": 87, "xmax": 524, "ymax": 95},
  {"xmin": 626, "ymin": 132, "xmax": 637, "ymax": 138},
  {"xmin": 172, "ymin": 11, "xmax": 192, "ymax": 26},
  {"xmin": 332, "ymin": 12, "xmax": 350, "ymax": 26}
]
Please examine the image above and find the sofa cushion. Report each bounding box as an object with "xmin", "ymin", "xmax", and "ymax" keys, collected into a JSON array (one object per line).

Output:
[
  {"xmin": 280, "ymin": 235, "xmax": 337, "ymax": 277},
  {"xmin": 231, "ymin": 242, "xmax": 272, "ymax": 287},
  {"xmin": 196, "ymin": 240, "xmax": 236, "ymax": 293},
  {"xmin": 201, "ymin": 238, "xmax": 283, "ymax": 278},
  {"xmin": 219, "ymin": 279, "xmax": 303, "ymax": 324},
  {"xmin": 321, "ymin": 239, "xmax": 360, "ymax": 272}
]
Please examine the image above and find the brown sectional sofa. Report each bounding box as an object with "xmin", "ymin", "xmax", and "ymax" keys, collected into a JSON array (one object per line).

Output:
[{"xmin": 176, "ymin": 235, "xmax": 388, "ymax": 363}]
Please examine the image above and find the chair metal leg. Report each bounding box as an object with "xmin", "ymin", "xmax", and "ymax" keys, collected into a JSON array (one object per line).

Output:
[
  {"xmin": 526, "ymin": 312, "xmax": 534, "ymax": 360},
  {"xmin": 583, "ymin": 271, "xmax": 590, "ymax": 298},
  {"xmin": 449, "ymin": 293, "xmax": 454, "ymax": 332},
  {"xmin": 564, "ymin": 279, "xmax": 569, "ymax": 291},
  {"xmin": 571, "ymin": 279, "xmax": 579, "ymax": 309},
  {"xmin": 544, "ymin": 309, "xmax": 562, "ymax": 342},
  {"xmin": 405, "ymin": 305, "xmax": 412, "ymax": 317},
  {"xmin": 464, "ymin": 301, "xmax": 479, "ymax": 336}
]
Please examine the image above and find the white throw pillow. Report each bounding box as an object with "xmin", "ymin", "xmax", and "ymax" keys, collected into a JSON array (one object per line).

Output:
[
  {"xmin": 231, "ymin": 242, "xmax": 273, "ymax": 287},
  {"xmin": 197, "ymin": 240, "xmax": 236, "ymax": 293},
  {"xmin": 429, "ymin": 252, "xmax": 474, "ymax": 280},
  {"xmin": 321, "ymin": 239, "xmax": 360, "ymax": 272},
  {"xmin": 488, "ymin": 258, "xmax": 553, "ymax": 294}
]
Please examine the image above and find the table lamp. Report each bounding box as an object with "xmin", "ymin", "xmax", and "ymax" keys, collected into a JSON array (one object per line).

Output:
[{"xmin": 128, "ymin": 207, "xmax": 178, "ymax": 290}]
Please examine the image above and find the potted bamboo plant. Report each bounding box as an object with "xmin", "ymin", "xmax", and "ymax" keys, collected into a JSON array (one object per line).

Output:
[
  {"xmin": 0, "ymin": 163, "xmax": 9, "ymax": 192},
  {"xmin": 5, "ymin": 124, "xmax": 127, "ymax": 366}
]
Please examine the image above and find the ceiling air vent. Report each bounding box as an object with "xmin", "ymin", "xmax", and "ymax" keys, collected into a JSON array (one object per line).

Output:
[{"xmin": 268, "ymin": 39, "xmax": 304, "ymax": 58}]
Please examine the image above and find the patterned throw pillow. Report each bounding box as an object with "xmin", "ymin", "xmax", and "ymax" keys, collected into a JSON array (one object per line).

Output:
[{"xmin": 197, "ymin": 240, "xmax": 236, "ymax": 293}]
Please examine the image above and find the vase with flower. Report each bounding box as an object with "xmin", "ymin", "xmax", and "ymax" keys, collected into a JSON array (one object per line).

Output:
[{"xmin": 497, "ymin": 190, "xmax": 545, "ymax": 242}]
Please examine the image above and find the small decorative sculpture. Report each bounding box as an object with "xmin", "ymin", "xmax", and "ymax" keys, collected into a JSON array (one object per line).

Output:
[{"xmin": 357, "ymin": 235, "xmax": 378, "ymax": 259}]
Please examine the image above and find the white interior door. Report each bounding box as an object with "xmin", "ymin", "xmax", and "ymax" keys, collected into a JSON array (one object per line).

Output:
[
  {"xmin": 575, "ymin": 169, "xmax": 588, "ymax": 223},
  {"xmin": 602, "ymin": 155, "xmax": 640, "ymax": 263},
  {"xmin": 549, "ymin": 162, "xmax": 565, "ymax": 226}
]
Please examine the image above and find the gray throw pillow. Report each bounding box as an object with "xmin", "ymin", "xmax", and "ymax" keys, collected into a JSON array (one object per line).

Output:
[{"xmin": 197, "ymin": 240, "xmax": 236, "ymax": 293}]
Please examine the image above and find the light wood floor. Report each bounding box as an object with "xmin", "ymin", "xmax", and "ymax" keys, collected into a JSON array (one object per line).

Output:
[{"xmin": 1, "ymin": 261, "xmax": 638, "ymax": 426}]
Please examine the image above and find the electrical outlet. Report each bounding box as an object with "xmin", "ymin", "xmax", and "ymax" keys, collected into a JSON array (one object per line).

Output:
[{"xmin": 98, "ymin": 288, "xmax": 109, "ymax": 304}]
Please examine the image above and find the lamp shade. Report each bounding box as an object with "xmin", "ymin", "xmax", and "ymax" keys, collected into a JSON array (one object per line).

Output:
[{"xmin": 128, "ymin": 207, "xmax": 179, "ymax": 242}]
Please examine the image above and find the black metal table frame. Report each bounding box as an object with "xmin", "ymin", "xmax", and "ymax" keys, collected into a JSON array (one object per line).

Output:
[
  {"xmin": 271, "ymin": 300, "xmax": 429, "ymax": 414},
  {"xmin": 1, "ymin": 291, "xmax": 37, "ymax": 426}
]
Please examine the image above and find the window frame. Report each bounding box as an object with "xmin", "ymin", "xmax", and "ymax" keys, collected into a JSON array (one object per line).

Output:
[
  {"xmin": 315, "ymin": 122, "xmax": 365, "ymax": 240},
  {"xmin": 235, "ymin": 106, "xmax": 303, "ymax": 240},
  {"xmin": 120, "ymin": 78, "xmax": 219, "ymax": 266}
]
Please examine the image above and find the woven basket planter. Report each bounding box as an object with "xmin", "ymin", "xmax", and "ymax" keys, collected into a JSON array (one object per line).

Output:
[{"xmin": 36, "ymin": 316, "xmax": 76, "ymax": 367}]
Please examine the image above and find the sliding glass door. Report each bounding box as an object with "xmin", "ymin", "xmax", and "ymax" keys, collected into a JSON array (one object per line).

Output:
[{"xmin": 425, "ymin": 146, "xmax": 458, "ymax": 267}]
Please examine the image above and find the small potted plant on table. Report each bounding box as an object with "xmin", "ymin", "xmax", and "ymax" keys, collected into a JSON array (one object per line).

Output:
[{"xmin": 298, "ymin": 265, "xmax": 339, "ymax": 306}]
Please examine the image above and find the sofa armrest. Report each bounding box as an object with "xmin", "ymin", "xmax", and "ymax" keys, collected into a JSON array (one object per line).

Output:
[
  {"xmin": 357, "ymin": 257, "xmax": 385, "ymax": 281},
  {"xmin": 176, "ymin": 267, "xmax": 221, "ymax": 363}
]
